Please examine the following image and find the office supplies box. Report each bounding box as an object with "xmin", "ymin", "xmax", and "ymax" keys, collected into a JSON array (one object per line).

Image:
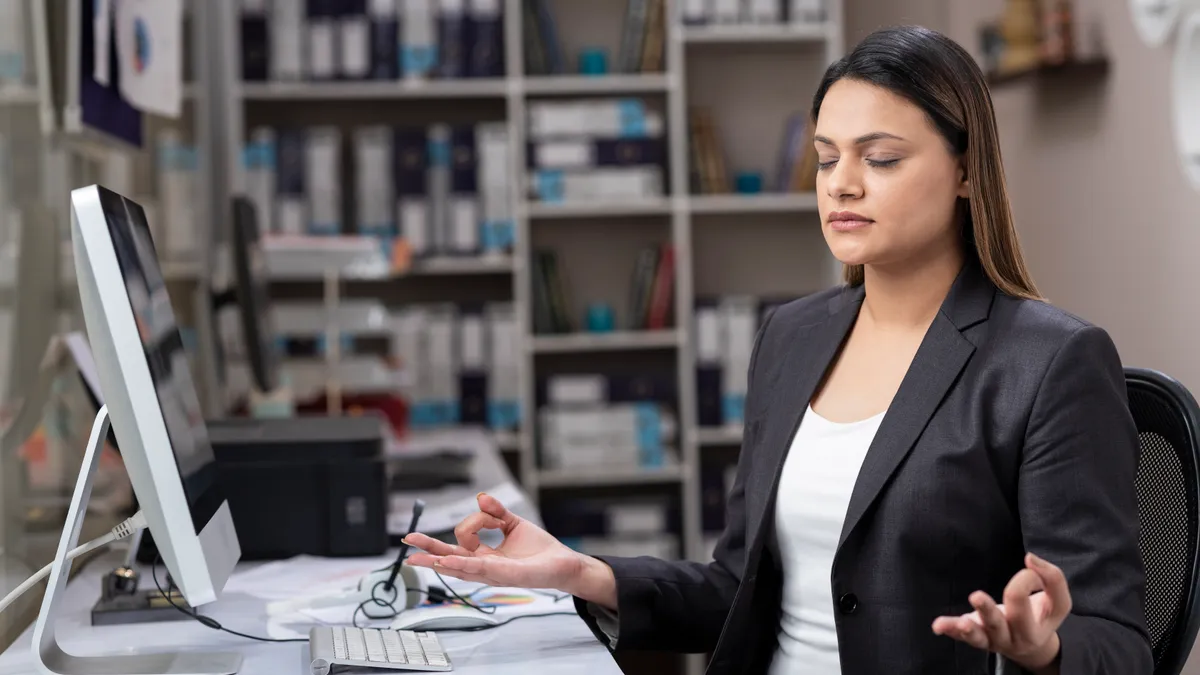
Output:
[{"xmin": 166, "ymin": 415, "xmax": 387, "ymax": 561}]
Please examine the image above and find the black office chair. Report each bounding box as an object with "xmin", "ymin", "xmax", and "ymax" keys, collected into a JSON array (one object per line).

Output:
[{"xmin": 1127, "ymin": 367, "xmax": 1200, "ymax": 674}]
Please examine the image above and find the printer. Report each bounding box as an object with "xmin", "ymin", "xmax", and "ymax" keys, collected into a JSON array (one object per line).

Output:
[{"xmin": 138, "ymin": 414, "xmax": 389, "ymax": 562}]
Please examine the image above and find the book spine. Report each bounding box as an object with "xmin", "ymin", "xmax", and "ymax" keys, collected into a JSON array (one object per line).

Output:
[
  {"xmin": 427, "ymin": 124, "xmax": 452, "ymax": 254},
  {"xmin": 394, "ymin": 127, "xmax": 431, "ymax": 256},
  {"xmin": 270, "ymin": 0, "xmax": 305, "ymax": 80},
  {"xmin": 304, "ymin": 126, "xmax": 342, "ymax": 235},
  {"xmin": 436, "ymin": 0, "xmax": 467, "ymax": 79},
  {"xmin": 476, "ymin": 121, "xmax": 514, "ymax": 255},
  {"xmin": 466, "ymin": 0, "xmax": 503, "ymax": 77},
  {"xmin": 448, "ymin": 125, "xmax": 480, "ymax": 255},
  {"xmin": 367, "ymin": 0, "xmax": 399, "ymax": 79},
  {"xmin": 156, "ymin": 129, "xmax": 196, "ymax": 260},
  {"xmin": 527, "ymin": 138, "xmax": 666, "ymax": 169},
  {"xmin": 458, "ymin": 304, "xmax": 489, "ymax": 425},
  {"xmin": 355, "ymin": 125, "xmax": 395, "ymax": 263},
  {"xmin": 486, "ymin": 303, "xmax": 520, "ymax": 429},
  {"xmin": 339, "ymin": 0, "xmax": 371, "ymax": 79},
  {"xmin": 244, "ymin": 126, "xmax": 277, "ymax": 234},
  {"xmin": 401, "ymin": 0, "xmax": 438, "ymax": 80},
  {"xmin": 275, "ymin": 129, "xmax": 308, "ymax": 235},
  {"xmin": 527, "ymin": 99, "xmax": 663, "ymax": 140},
  {"xmin": 306, "ymin": 0, "xmax": 338, "ymax": 80},
  {"xmin": 529, "ymin": 167, "xmax": 663, "ymax": 203},
  {"xmin": 239, "ymin": 0, "xmax": 269, "ymax": 82}
]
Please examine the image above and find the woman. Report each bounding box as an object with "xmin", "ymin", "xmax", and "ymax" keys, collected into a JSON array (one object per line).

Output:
[{"xmin": 404, "ymin": 25, "xmax": 1152, "ymax": 675}]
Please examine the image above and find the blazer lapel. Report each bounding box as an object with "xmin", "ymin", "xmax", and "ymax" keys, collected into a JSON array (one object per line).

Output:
[
  {"xmin": 747, "ymin": 287, "xmax": 863, "ymax": 553},
  {"xmin": 835, "ymin": 261, "xmax": 995, "ymax": 554}
]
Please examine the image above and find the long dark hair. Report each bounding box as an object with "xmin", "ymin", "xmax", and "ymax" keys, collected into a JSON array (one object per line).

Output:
[{"xmin": 811, "ymin": 25, "xmax": 1041, "ymax": 300}]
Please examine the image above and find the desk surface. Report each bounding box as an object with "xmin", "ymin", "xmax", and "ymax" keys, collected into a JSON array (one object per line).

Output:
[{"xmin": 0, "ymin": 550, "xmax": 620, "ymax": 675}]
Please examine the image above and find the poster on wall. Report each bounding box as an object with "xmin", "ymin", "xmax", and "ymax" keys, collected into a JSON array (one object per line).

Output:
[{"xmin": 116, "ymin": 0, "xmax": 182, "ymax": 118}]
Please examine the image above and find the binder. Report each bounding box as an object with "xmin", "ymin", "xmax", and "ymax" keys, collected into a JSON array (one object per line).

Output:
[
  {"xmin": 427, "ymin": 124, "xmax": 452, "ymax": 254},
  {"xmin": 270, "ymin": 0, "xmax": 304, "ymax": 80},
  {"xmin": 305, "ymin": 127, "xmax": 342, "ymax": 235},
  {"xmin": 338, "ymin": 0, "xmax": 371, "ymax": 79},
  {"xmin": 466, "ymin": 0, "xmax": 503, "ymax": 78},
  {"xmin": 401, "ymin": 0, "xmax": 438, "ymax": 80},
  {"xmin": 448, "ymin": 125, "xmax": 480, "ymax": 255},
  {"xmin": 239, "ymin": 0, "xmax": 269, "ymax": 82},
  {"xmin": 355, "ymin": 126, "xmax": 395, "ymax": 249},
  {"xmin": 458, "ymin": 304, "xmax": 489, "ymax": 425},
  {"xmin": 306, "ymin": 0, "xmax": 337, "ymax": 80},
  {"xmin": 368, "ymin": 0, "xmax": 399, "ymax": 80},
  {"xmin": 476, "ymin": 122, "xmax": 514, "ymax": 254},
  {"xmin": 436, "ymin": 0, "xmax": 467, "ymax": 79},
  {"xmin": 244, "ymin": 127, "xmax": 277, "ymax": 234},
  {"xmin": 394, "ymin": 127, "xmax": 431, "ymax": 257},
  {"xmin": 275, "ymin": 129, "xmax": 307, "ymax": 235}
]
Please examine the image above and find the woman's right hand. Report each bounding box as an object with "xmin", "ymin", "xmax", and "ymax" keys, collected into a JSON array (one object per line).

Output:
[{"xmin": 403, "ymin": 492, "xmax": 618, "ymax": 610}]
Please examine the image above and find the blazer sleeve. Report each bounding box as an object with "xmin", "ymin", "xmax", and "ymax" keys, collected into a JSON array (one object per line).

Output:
[
  {"xmin": 1012, "ymin": 324, "xmax": 1153, "ymax": 674},
  {"xmin": 571, "ymin": 308, "xmax": 777, "ymax": 653}
]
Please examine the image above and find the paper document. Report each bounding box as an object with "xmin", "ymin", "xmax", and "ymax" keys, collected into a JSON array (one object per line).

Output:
[
  {"xmin": 116, "ymin": 0, "xmax": 183, "ymax": 117},
  {"xmin": 223, "ymin": 554, "xmax": 393, "ymax": 601}
]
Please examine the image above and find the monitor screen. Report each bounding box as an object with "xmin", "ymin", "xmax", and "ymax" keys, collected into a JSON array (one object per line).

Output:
[
  {"xmin": 97, "ymin": 187, "xmax": 221, "ymax": 534},
  {"xmin": 232, "ymin": 197, "xmax": 280, "ymax": 393}
]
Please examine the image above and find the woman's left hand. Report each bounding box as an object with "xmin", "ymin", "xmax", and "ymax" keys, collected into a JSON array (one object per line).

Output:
[{"xmin": 932, "ymin": 552, "xmax": 1071, "ymax": 674}]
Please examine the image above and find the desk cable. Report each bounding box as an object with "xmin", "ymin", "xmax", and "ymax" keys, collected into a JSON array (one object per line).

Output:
[
  {"xmin": 150, "ymin": 553, "xmax": 308, "ymax": 644},
  {"xmin": 0, "ymin": 510, "xmax": 147, "ymax": 618}
]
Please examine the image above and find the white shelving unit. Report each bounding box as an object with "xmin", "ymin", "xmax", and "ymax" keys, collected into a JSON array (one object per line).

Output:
[{"xmin": 206, "ymin": 7, "xmax": 844, "ymax": 673}]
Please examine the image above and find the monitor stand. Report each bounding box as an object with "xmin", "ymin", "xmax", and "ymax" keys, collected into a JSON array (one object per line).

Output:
[{"xmin": 31, "ymin": 405, "xmax": 242, "ymax": 675}]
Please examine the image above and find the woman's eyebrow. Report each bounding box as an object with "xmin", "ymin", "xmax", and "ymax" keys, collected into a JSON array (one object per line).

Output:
[{"xmin": 814, "ymin": 131, "xmax": 908, "ymax": 146}]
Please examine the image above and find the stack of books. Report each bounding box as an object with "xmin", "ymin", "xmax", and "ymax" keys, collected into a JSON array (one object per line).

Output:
[{"xmin": 526, "ymin": 98, "xmax": 666, "ymax": 205}]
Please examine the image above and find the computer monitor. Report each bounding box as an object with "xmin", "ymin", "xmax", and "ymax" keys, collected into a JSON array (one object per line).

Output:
[
  {"xmin": 69, "ymin": 185, "xmax": 240, "ymax": 607},
  {"xmin": 230, "ymin": 196, "xmax": 280, "ymax": 395}
]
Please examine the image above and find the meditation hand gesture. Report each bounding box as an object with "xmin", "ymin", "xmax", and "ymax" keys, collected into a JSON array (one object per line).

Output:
[
  {"xmin": 403, "ymin": 492, "xmax": 598, "ymax": 596},
  {"xmin": 932, "ymin": 553, "xmax": 1071, "ymax": 674}
]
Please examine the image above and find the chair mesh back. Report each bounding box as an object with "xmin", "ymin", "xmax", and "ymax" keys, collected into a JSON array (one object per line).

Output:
[{"xmin": 1129, "ymin": 383, "xmax": 1200, "ymax": 671}]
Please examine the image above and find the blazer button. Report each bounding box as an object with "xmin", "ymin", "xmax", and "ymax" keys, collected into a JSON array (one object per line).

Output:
[{"xmin": 838, "ymin": 593, "xmax": 858, "ymax": 615}]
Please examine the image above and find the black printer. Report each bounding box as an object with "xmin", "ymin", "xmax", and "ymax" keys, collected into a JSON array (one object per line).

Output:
[
  {"xmin": 138, "ymin": 414, "xmax": 389, "ymax": 562},
  {"xmin": 210, "ymin": 414, "xmax": 389, "ymax": 560}
]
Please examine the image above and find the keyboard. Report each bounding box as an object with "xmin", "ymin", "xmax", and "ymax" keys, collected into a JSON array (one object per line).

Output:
[{"xmin": 309, "ymin": 626, "xmax": 452, "ymax": 674}]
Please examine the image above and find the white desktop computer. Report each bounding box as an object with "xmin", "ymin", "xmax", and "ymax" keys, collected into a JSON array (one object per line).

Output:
[
  {"xmin": 28, "ymin": 185, "xmax": 244, "ymax": 675},
  {"xmin": 18, "ymin": 185, "xmax": 451, "ymax": 675}
]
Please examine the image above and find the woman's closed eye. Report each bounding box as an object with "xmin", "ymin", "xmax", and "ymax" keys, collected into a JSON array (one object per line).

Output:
[{"xmin": 815, "ymin": 156, "xmax": 903, "ymax": 171}]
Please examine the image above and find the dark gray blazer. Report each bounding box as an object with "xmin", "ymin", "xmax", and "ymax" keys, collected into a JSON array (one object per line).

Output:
[{"xmin": 574, "ymin": 260, "xmax": 1152, "ymax": 675}]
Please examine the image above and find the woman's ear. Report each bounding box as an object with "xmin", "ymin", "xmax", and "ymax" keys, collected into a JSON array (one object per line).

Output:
[{"xmin": 956, "ymin": 161, "xmax": 970, "ymax": 199}]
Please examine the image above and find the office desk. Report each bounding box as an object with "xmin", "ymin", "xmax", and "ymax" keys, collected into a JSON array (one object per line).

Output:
[{"xmin": 0, "ymin": 549, "xmax": 621, "ymax": 675}]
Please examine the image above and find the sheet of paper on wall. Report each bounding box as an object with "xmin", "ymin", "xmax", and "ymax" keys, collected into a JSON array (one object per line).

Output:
[
  {"xmin": 116, "ymin": 0, "xmax": 183, "ymax": 118},
  {"xmin": 93, "ymin": 0, "xmax": 112, "ymax": 85}
]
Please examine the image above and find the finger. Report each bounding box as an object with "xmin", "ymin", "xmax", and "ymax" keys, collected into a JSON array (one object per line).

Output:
[
  {"xmin": 428, "ymin": 561, "xmax": 489, "ymax": 585},
  {"xmin": 453, "ymin": 512, "xmax": 507, "ymax": 552},
  {"xmin": 933, "ymin": 615, "xmax": 990, "ymax": 650},
  {"xmin": 405, "ymin": 552, "xmax": 442, "ymax": 568},
  {"xmin": 959, "ymin": 618, "xmax": 991, "ymax": 650},
  {"xmin": 477, "ymin": 492, "xmax": 522, "ymax": 534},
  {"xmin": 969, "ymin": 591, "xmax": 1010, "ymax": 650},
  {"xmin": 1027, "ymin": 552, "xmax": 1072, "ymax": 620},
  {"xmin": 1002, "ymin": 568, "xmax": 1045, "ymax": 642},
  {"xmin": 402, "ymin": 533, "xmax": 470, "ymax": 557}
]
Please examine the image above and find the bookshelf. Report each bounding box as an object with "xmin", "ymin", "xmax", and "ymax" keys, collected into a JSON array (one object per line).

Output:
[{"xmin": 206, "ymin": 4, "xmax": 845, "ymax": 672}]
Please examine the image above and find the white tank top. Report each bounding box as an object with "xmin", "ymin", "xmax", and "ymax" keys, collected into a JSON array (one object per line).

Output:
[{"xmin": 769, "ymin": 405, "xmax": 885, "ymax": 675}]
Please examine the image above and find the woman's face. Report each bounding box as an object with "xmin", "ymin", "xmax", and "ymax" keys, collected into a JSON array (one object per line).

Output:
[{"xmin": 813, "ymin": 79, "xmax": 969, "ymax": 273}]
